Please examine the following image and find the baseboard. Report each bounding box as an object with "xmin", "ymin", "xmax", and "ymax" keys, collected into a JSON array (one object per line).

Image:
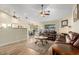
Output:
[{"xmin": 0, "ymin": 39, "xmax": 26, "ymax": 47}]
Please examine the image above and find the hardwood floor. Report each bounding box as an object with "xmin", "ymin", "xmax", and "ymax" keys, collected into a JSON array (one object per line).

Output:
[
  {"xmin": 0, "ymin": 40, "xmax": 40, "ymax": 55},
  {"xmin": 0, "ymin": 38, "xmax": 53, "ymax": 55}
]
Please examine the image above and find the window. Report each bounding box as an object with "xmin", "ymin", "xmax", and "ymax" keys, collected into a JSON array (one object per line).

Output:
[{"xmin": 45, "ymin": 24, "xmax": 55, "ymax": 30}]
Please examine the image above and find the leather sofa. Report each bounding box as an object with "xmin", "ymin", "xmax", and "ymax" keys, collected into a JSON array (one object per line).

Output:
[{"xmin": 47, "ymin": 32, "xmax": 79, "ymax": 55}]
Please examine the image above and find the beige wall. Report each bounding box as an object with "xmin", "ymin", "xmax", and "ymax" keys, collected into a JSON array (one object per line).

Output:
[
  {"xmin": 0, "ymin": 10, "xmax": 29, "ymax": 28},
  {"xmin": 0, "ymin": 11, "xmax": 12, "ymax": 24},
  {"xmin": 42, "ymin": 15, "xmax": 73, "ymax": 34},
  {"xmin": 58, "ymin": 16, "xmax": 73, "ymax": 33},
  {"xmin": 0, "ymin": 28, "xmax": 27, "ymax": 46},
  {"xmin": 0, "ymin": 10, "xmax": 29, "ymax": 46},
  {"xmin": 58, "ymin": 5, "xmax": 79, "ymax": 34},
  {"xmin": 71, "ymin": 4, "xmax": 79, "ymax": 33},
  {"xmin": 72, "ymin": 19, "xmax": 79, "ymax": 33}
]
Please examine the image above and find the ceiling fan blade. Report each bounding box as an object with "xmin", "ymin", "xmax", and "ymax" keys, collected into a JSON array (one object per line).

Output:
[
  {"xmin": 44, "ymin": 13, "xmax": 50, "ymax": 15},
  {"xmin": 13, "ymin": 15, "xmax": 17, "ymax": 19}
]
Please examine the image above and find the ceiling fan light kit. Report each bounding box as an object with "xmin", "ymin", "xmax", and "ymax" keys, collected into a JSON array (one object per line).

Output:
[{"xmin": 40, "ymin": 4, "xmax": 50, "ymax": 17}]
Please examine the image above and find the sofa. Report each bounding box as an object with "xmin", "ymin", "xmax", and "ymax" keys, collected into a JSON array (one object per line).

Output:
[
  {"xmin": 39, "ymin": 30, "xmax": 57, "ymax": 41},
  {"xmin": 47, "ymin": 32, "xmax": 79, "ymax": 55}
]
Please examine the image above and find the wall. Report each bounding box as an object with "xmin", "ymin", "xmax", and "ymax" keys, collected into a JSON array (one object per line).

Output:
[
  {"xmin": 71, "ymin": 4, "xmax": 79, "ymax": 33},
  {"xmin": 58, "ymin": 16, "xmax": 73, "ymax": 33},
  {"xmin": 0, "ymin": 9, "xmax": 43, "ymax": 42},
  {"xmin": 39, "ymin": 16, "xmax": 73, "ymax": 34},
  {"xmin": 72, "ymin": 20, "xmax": 79, "ymax": 33},
  {"xmin": 0, "ymin": 11, "xmax": 12, "ymax": 24},
  {"xmin": 0, "ymin": 28, "xmax": 27, "ymax": 46},
  {"xmin": 43, "ymin": 17, "xmax": 72, "ymax": 34},
  {"xmin": 0, "ymin": 10, "xmax": 28, "ymax": 46},
  {"xmin": 0, "ymin": 10, "xmax": 29, "ymax": 28}
]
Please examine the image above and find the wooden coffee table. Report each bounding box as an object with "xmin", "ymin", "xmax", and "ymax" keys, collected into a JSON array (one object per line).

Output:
[{"xmin": 35, "ymin": 36, "xmax": 48, "ymax": 46}]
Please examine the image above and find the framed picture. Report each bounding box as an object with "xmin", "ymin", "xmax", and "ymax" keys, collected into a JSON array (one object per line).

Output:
[
  {"xmin": 73, "ymin": 4, "xmax": 79, "ymax": 22},
  {"xmin": 61, "ymin": 20, "xmax": 68, "ymax": 27}
]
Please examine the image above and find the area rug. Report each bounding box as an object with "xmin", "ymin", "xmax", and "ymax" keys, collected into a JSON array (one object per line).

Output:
[{"xmin": 26, "ymin": 39, "xmax": 53, "ymax": 54}]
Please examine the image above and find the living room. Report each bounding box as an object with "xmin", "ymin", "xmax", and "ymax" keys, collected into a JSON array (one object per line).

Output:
[{"xmin": 0, "ymin": 4, "xmax": 79, "ymax": 55}]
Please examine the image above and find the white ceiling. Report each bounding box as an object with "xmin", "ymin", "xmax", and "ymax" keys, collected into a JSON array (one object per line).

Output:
[{"xmin": 0, "ymin": 4, "xmax": 74, "ymax": 23}]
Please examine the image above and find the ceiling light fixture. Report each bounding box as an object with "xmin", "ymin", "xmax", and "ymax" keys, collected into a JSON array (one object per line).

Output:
[
  {"xmin": 12, "ymin": 11, "xmax": 18, "ymax": 19},
  {"xmin": 40, "ymin": 4, "xmax": 50, "ymax": 17}
]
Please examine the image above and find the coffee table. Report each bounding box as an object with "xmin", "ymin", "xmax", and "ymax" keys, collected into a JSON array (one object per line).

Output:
[{"xmin": 35, "ymin": 36, "xmax": 48, "ymax": 46}]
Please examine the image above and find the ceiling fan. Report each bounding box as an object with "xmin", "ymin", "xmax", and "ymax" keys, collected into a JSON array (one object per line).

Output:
[
  {"xmin": 12, "ymin": 11, "xmax": 19, "ymax": 19},
  {"xmin": 40, "ymin": 4, "xmax": 50, "ymax": 17}
]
